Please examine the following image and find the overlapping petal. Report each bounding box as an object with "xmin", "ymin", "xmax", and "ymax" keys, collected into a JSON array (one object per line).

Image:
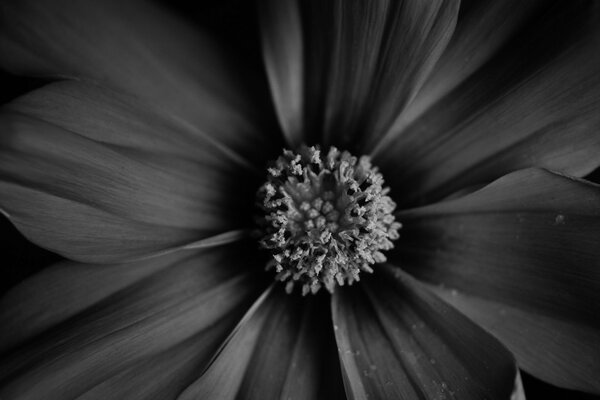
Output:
[
  {"xmin": 396, "ymin": 168, "xmax": 600, "ymax": 393},
  {"xmin": 431, "ymin": 290, "xmax": 600, "ymax": 396},
  {"xmin": 4, "ymin": 81, "xmax": 250, "ymax": 164},
  {"xmin": 376, "ymin": 0, "xmax": 600, "ymax": 207},
  {"xmin": 331, "ymin": 266, "xmax": 519, "ymax": 400},
  {"xmin": 179, "ymin": 288, "xmax": 344, "ymax": 400},
  {"xmin": 77, "ymin": 327, "xmax": 239, "ymax": 400},
  {"xmin": 296, "ymin": 0, "xmax": 459, "ymax": 147},
  {"xmin": 0, "ymin": 81, "xmax": 262, "ymax": 262},
  {"xmin": 0, "ymin": 251, "xmax": 185, "ymax": 353},
  {"xmin": 0, "ymin": 0, "xmax": 278, "ymax": 167},
  {"xmin": 0, "ymin": 244, "xmax": 267, "ymax": 399},
  {"xmin": 372, "ymin": 0, "xmax": 544, "ymax": 149}
]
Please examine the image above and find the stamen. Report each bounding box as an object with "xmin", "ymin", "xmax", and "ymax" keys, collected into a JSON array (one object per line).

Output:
[{"xmin": 256, "ymin": 145, "xmax": 401, "ymax": 295}]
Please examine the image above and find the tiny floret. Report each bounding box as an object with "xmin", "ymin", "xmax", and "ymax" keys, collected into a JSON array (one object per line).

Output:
[{"xmin": 256, "ymin": 145, "xmax": 401, "ymax": 295}]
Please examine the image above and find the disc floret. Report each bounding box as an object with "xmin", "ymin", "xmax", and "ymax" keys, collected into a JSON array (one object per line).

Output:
[{"xmin": 256, "ymin": 145, "xmax": 401, "ymax": 295}]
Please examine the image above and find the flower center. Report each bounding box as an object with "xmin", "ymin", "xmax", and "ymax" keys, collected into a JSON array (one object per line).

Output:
[{"xmin": 256, "ymin": 145, "xmax": 401, "ymax": 295}]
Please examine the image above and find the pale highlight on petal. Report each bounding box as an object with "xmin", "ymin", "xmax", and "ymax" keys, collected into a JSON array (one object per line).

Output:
[
  {"xmin": 260, "ymin": 0, "xmax": 305, "ymax": 147},
  {"xmin": 136, "ymin": 230, "xmax": 252, "ymax": 261}
]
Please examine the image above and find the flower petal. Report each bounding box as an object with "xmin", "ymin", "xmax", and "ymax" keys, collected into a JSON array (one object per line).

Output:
[
  {"xmin": 179, "ymin": 288, "xmax": 345, "ymax": 400},
  {"xmin": 376, "ymin": 1, "xmax": 600, "ymax": 207},
  {"xmin": 432, "ymin": 289, "xmax": 600, "ymax": 395},
  {"xmin": 372, "ymin": 0, "xmax": 544, "ymax": 150},
  {"xmin": 5, "ymin": 80, "xmax": 250, "ymax": 164},
  {"xmin": 397, "ymin": 168, "xmax": 600, "ymax": 392},
  {"xmin": 3, "ymin": 80, "xmax": 261, "ymax": 221},
  {"xmin": 0, "ymin": 244, "xmax": 266, "ymax": 399},
  {"xmin": 332, "ymin": 266, "xmax": 518, "ymax": 400},
  {"xmin": 513, "ymin": 371, "xmax": 526, "ymax": 400},
  {"xmin": 259, "ymin": 0, "xmax": 304, "ymax": 147},
  {"xmin": 0, "ymin": 91, "xmax": 258, "ymax": 261},
  {"xmin": 0, "ymin": 251, "xmax": 183, "ymax": 353},
  {"xmin": 0, "ymin": 180, "xmax": 198, "ymax": 263},
  {"xmin": 355, "ymin": 0, "xmax": 460, "ymax": 148},
  {"xmin": 77, "ymin": 321, "xmax": 239, "ymax": 400},
  {"xmin": 0, "ymin": 0, "xmax": 276, "ymax": 167},
  {"xmin": 298, "ymin": 0, "xmax": 458, "ymax": 148}
]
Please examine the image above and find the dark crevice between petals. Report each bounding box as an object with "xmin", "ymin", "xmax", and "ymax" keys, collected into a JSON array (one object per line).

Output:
[
  {"xmin": 0, "ymin": 71, "xmax": 52, "ymax": 104},
  {"xmin": 0, "ymin": 214, "xmax": 62, "ymax": 298},
  {"xmin": 585, "ymin": 165, "xmax": 600, "ymax": 184},
  {"xmin": 521, "ymin": 372, "xmax": 600, "ymax": 400}
]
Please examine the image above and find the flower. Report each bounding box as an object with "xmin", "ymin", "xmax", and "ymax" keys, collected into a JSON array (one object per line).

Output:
[{"xmin": 0, "ymin": 0, "xmax": 599, "ymax": 399}]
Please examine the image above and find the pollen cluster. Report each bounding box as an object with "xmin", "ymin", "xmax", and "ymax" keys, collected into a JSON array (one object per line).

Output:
[{"xmin": 256, "ymin": 145, "xmax": 401, "ymax": 295}]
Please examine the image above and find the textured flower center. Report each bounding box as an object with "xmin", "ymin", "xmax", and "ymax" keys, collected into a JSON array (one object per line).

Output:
[{"xmin": 256, "ymin": 145, "xmax": 401, "ymax": 295}]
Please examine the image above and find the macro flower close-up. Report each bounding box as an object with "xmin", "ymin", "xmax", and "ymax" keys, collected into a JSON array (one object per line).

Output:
[{"xmin": 1, "ymin": 0, "xmax": 600, "ymax": 399}]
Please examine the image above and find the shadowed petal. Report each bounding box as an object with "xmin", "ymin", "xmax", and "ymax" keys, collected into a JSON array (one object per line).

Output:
[
  {"xmin": 431, "ymin": 288, "xmax": 599, "ymax": 395},
  {"xmin": 377, "ymin": 1, "xmax": 600, "ymax": 207},
  {"xmin": 0, "ymin": 244, "xmax": 267, "ymax": 399},
  {"xmin": 332, "ymin": 266, "xmax": 518, "ymax": 400},
  {"xmin": 3, "ymin": 80, "xmax": 261, "ymax": 222},
  {"xmin": 397, "ymin": 168, "xmax": 600, "ymax": 393},
  {"xmin": 0, "ymin": 251, "xmax": 188, "ymax": 353},
  {"xmin": 317, "ymin": 0, "xmax": 396, "ymax": 146},
  {"xmin": 178, "ymin": 287, "xmax": 345, "ymax": 400},
  {"xmin": 0, "ymin": 0, "xmax": 277, "ymax": 167},
  {"xmin": 259, "ymin": 0, "xmax": 304, "ymax": 147},
  {"xmin": 354, "ymin": 0, "xmax": 460, "ymax": 148},
  {"xmin": 372, "ymin": 0, "xmax": 544, "ymax": 150},
  {"xmin": 77, "ymin": 317, "xmax": 240, "ymax": 400},
  {"xmin": 0, "ymin": 96, "xmax": 258, "ymax": 261},
  {"xmin": 298, "ymin": 0, "xmax": 458, "ymax": 148}
]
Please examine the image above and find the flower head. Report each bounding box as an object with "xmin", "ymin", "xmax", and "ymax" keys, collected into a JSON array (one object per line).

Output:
[
  {"xmin": 0, "ymin": 0, "xmax": 600, "ymax": 399},
  {"xmin": 257, "ymin": 145, "xmax": 401, "ymax": 294}
]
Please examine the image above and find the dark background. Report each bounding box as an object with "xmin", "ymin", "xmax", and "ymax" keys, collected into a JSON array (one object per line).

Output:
[{"xmin": 1, "ymin": 1, "xmax": 599, "ymax": 399}]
